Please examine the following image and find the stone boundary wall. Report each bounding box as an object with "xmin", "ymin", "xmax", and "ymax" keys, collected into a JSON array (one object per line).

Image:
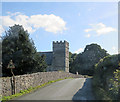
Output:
[{"xmin": 2, "ymin": 71, "xmax": 83, "ymax": 96}]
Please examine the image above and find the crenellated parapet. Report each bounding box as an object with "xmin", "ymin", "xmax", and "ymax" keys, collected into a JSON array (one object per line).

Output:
[
  {"xmin": 53, "ymin": 40, "xmax": 68, "ymax": 44},
  {"xmin": 53, "ymin": 40, "xmax": 69, "ymax": 49}
]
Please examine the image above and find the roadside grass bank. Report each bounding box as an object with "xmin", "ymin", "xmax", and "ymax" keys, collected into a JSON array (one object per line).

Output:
[
  {"xmin": 83, "ymin": 75, "xmax": 93, "ymax": 78},
  {"xmin": 92, "ymin": 83, "xmax": 119, "ymax": 101},
  {"xmin": 2, "ymin": 77, "xmax": 73, "ymax": 101},
  {"xmin": 92, "ymin": 54, "xmax": 120, "ymax": 101},
  {"xmin": 92, "ymin": 85, "xmax": 112, "ymax": 101}
]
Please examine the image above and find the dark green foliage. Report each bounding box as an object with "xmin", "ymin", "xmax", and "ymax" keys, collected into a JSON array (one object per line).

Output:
[
  {"xmin": 2, "ymin": 24, "xmax": 47, "ymax": 77},
  {"xmin": 69, "ymin": 44, "xmax": 109, "ymax": 75},
  {"xmin": 69, "ymin": 52, "xmax": 77, "ymax": 73},
  {"xmin": 0, "ymin": 40, "xmax": 2, "ymax": 77},
  {"xmin": 93, "ymin": 54, "xmax": 120, "ymax": 100}
]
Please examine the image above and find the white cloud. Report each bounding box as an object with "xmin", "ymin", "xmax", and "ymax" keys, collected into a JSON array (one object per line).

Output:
[
  {"xmin": 84, "ymin": 23, "xmax": 117, "ymax": 36},
  {"xmin": 1, "ymin": 12, "xmax": 67, "ymax": 35},
  {"xmin": 84, "ymin": 29, "xmax": 92, "ymax": 32},
  {"xmin": 85, "ymin": 34, "xmax": 91, "ymax": 38},
  {"xmin": 29, "ymin": 14, "xmax": 67, "ymax": 34},
  {"xmin": 74, "ymin": 48, "xmax": 84, "ymax": 54},
  {"xmin": 2, "ymin": 16, "xmax": 16, "ymax": 27}
]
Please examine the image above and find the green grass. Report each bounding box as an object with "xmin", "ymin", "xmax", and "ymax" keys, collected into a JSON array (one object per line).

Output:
[
  {"xmin": 92, "ymin": 85, "xmax": 112, "ymax": 101},
  {"xmin": 2, "ymin": 77, "xmax": 72, "ymax": 101},
  {"xmin": 83, "ymin": 75, "xmax": 93, "ymax": 78}
]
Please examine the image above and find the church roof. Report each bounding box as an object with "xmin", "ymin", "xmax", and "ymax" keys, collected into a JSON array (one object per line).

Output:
[{"xmin": 38, "ymin": 51, "xmax": 53, "ymax": 65}]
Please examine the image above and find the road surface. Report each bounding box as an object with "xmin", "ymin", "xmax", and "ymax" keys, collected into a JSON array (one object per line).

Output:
[{"xmin": 16, "ymin": 78, "xmax": 95, "ymax": 100}]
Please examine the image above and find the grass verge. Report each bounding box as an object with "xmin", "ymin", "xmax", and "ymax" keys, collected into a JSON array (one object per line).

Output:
[
  {"xmin": 92, "ymin": 86, "xmax": 112, "ymax": 101},
  {"xmin": 2, "ymin": 77, "xmax": 73, "ymax": 101}
]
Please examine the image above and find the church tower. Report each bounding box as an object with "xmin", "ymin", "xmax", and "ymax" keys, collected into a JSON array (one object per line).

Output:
[{"xmin": 52, "ymin": 40, "xmax": 69, "ymax": 72}]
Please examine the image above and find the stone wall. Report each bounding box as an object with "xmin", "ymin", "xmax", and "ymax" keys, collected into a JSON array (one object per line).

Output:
[{"xmin": 2, "ymin": 71, "xmax": 83, "ymax": 96}]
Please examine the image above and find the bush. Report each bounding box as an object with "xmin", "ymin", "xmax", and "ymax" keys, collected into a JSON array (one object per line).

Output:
[{"xmin": 93, "ymin": 54, "xmax": 120, "ymax": 100}]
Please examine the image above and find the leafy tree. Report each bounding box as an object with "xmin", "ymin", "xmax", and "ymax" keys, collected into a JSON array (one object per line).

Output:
[
  {"xmin": 69, "ymin": 52, "xmax": 77, "ymax": 73},
  {"xmin": 112, "ymin": 69, "xmax": 120, "ymax": 100},
  {"xmin": 69, "ymin": 44, "xmax": 109, "ymax": 75},
  {"xmin": 2, "ymin": 24, "xmax": 47, "ymax": 76},
  {"xmin": 93, "ymin": 54, "xmax": 120, "ymax": 100},
  {"xmin": 111, "ymin": 63, "xmax": 120, "ymax": 100}
]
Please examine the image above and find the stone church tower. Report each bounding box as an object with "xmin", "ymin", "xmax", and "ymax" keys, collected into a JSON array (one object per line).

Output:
[
  {"xmin": 52, "ymin": 40, "xmax": 69, "ymax": 72},
  {"xmin": 39, "ymin": 40, "xmax": 69, "ymax": 72}
]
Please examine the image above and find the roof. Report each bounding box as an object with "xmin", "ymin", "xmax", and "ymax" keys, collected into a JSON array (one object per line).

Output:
[{"xmin": 39, "ymin": 51, "xmax": 53, "ymax": 65}]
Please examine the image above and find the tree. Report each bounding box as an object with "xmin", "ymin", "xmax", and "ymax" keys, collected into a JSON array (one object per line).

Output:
[
  {"xmin": 69, "ymin": 43, "xmax": 109, "ymax": 75},
  {"xmin": 2, "ymin": 24, "xmax": 47, "ymax": 76},
  {"xmin": 69, "ymin": 52, "xmax": 77, "ymax": 73},
  {"xmin": 93, "ymin": 54, "xmax": 120, "ymax": 100}
]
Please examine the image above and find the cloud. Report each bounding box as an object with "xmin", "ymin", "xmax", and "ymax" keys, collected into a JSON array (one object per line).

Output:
[
  {"xmin": 84, "ymin": 23, "xmax": 117, "ymax": 36},
  {"xmin": 1, "ymin": 12, "xmax": 67, "ymax": 35},
  {"xmin": 29, "ymin": 14, "xmax": 67, "ymax": 33},
  {"xmin": 74, "ymin": 48, "xmax": 84, "ymax": 54},
  {"xmin": 84, "ymin": 29, "xmax": 92, "ymax": 32},
  {"xmin": 85, "ymin": 34, "xmax": 91, "ymax": 38}
]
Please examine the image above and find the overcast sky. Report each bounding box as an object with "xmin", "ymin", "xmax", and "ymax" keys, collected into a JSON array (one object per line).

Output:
[{"xmin": 1, "ymin": 2, "xmax": 118, "ymax": 54}]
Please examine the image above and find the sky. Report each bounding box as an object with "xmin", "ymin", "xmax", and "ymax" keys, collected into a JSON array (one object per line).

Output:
[{"xmin": 1, "ymin": 2, "xmax": 118, "ymax": 54}]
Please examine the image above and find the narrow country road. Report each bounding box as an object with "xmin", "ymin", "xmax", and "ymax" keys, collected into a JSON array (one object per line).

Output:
[{"xmin": 16, "ymin": 78, "xmax": 95, "ymax": 100}]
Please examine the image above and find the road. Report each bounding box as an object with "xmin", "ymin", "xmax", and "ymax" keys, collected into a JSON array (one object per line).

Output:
[{"xmin": 16, "ymin": 78, "xmax": 95, "ymax": 100}]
